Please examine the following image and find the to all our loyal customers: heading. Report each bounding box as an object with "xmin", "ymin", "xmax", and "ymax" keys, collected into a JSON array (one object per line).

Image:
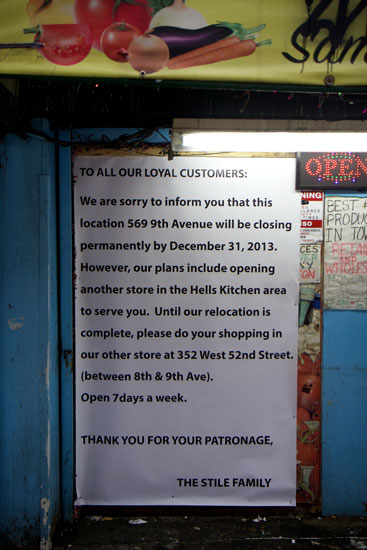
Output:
[{"xmin": 78, "ymin": 166, "xmax": 247, "ymax": 179}]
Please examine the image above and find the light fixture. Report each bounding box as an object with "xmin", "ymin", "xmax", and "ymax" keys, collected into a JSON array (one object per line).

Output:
[{"xmin": 171, "ymin": 130, "xmax": 367, "ymax": 153}]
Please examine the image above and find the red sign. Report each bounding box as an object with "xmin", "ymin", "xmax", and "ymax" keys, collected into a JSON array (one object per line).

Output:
[{"xmin": 301, "ymin": 219, "xmax": 323, "ymax": 228}]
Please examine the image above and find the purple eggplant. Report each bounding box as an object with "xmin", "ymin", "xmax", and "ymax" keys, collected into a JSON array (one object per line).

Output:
[
  {"xmin": 149, "ymin": 25, "xmax": 231, "ymax": 58},
  {"xmin": 149, "ymin": 22, "xmax": 266, "ymax": 58}
]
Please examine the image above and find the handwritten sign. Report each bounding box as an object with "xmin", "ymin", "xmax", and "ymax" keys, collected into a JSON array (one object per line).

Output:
[
  {"xmin": 300, "ymin": 244, "xmax": 321, "ymax": 283},
  {"xmin": 324, "ymin": 196, "xmax": 367, "ymax": 309}
]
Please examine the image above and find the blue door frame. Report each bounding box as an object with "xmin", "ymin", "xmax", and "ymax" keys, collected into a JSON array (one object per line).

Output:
[{"xmin": 59, "ymin": 129, "xmax": 75, "ymax": 521}]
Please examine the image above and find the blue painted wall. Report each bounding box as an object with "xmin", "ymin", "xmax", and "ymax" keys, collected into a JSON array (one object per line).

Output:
[
  {"xmin": 0, "ymin": 122, "xmax": 60, "ymax": 545},
  {"xmin": 322, "ymin": 309, "xmax": 367, "ymax": 515}
]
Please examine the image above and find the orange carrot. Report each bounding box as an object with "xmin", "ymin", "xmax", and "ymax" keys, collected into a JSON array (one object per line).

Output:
[
  {"xmin": 167, "ymin": 35, "xmax": 240, "ymax": 69},
  {"xmin": 168, "ymin": 39, "xmax": 257, "ymax": 70}
]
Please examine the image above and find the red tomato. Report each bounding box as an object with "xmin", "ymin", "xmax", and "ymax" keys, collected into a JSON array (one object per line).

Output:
[
  {"xmin": 298, "ymin": 352, "xmax": 321, "ymax": 375},
  {"xmin": 298, "ymin": 373, "xmax": 321, "ymax": 414},
  {"xmin": 74, "ymin": 0, "xmax": 152, "ymax": 50},
  {"xmin": 297, "ymin": 440, "xmax": 318, "ymax": 466},
  {"xmin": 100, "ymin": 22, "xmax": 140, "ymax": 62},
  {"xmin": 35, "ymin": 24, "xmax": 92, "ymax": 65}
]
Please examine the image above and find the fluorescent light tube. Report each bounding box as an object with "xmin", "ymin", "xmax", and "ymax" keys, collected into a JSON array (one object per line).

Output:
[{"xmin": 173, "ymin": 131, "xmax": 367, "ymax": 153}]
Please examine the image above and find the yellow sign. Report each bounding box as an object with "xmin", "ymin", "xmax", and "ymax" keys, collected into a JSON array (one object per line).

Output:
[{"xmin": 1, "ymin": 0, "xmax": 367, "ymax": 87}]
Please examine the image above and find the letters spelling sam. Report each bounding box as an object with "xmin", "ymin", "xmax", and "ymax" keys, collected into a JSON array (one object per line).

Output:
[{"xmin": 283, "ymin": 0, "xmax": 367, "ymax": 65}]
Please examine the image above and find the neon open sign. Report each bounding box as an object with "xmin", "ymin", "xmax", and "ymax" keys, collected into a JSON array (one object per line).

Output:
[{"xmin": 297, "ymin": 152, "xmax": 367, "ymax": 190}]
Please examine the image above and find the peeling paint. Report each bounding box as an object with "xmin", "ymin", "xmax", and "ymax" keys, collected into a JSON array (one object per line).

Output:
[
  {"xmin": 40, "ymin": 498, "xmax": 52, "ymax": 549},
  {"xmin": 63, "ymin": 349, "xmax": 73, "ymax": 372},
  {"xmin": 40, "ymin": 497, "xmax": 50, "ymax": 527},
  {"xmin": 8, "ymin": 316, "xmax": 24, "ymax": 330}
]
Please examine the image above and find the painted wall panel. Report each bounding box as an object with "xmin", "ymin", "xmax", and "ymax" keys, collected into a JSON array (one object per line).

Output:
[
  {"xmin": 0, "ymin": 123, "xmax": 60, "ymax": 545},
  {"xmin": 322, "ymin": 309, "xmax": 367, "ymax": 515},
  {"xmin": 0, "ymin": 133, "xmax": 42, "ymax": 541}
]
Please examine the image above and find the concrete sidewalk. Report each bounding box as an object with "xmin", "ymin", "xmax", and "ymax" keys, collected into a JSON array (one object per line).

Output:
[{"xmin": 52, "ymin": 511, "xmax": 367, "ymax": 550}]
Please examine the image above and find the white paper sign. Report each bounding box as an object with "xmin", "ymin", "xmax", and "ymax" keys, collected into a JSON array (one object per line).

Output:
[
  {"xmin": 299, "ymin": 244, "xmax": 321, "ymax": 283},
  {"xmin": 324, "ymin": 195, "xmax": 367, "ymax": 309},
  {"xmin": 300, "ymin": 192, "xmax": 324, "ymax": 244},
  {"xmin": 74, "ymin": 156, "xmax": 300, "ymax": 506}
]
